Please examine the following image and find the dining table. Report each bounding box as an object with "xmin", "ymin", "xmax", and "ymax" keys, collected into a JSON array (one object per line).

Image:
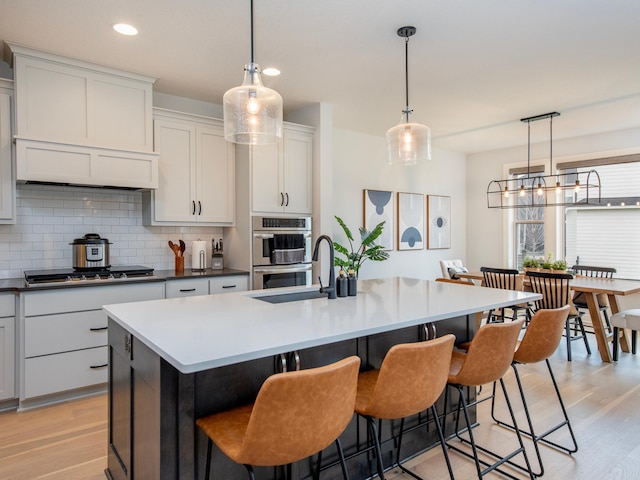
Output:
[{"xmin": 456, "ymin": 271, "xmax": 640, "ymax": 363}]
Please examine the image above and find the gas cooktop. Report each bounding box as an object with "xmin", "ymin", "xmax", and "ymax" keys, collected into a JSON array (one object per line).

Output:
[{"xmin": 24, "ymin": 265, "xmax": 155, "ymax": 287}]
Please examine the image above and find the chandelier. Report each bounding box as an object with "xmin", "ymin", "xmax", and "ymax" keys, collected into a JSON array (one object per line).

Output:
[{"xmin": 486, "ymin": 112, "xmax": 602, "ymax": 209}]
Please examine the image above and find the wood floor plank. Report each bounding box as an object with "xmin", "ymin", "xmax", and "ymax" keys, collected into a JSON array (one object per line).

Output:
[{"xmin": 0, "ymin": 339, "xmax": 638, "ymax": 479}]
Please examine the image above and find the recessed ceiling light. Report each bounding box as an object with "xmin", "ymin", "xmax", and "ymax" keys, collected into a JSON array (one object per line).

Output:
[
  {"xmin": 262, "ymin": 67, "xmax": 281, "ymax": 77},
  {"xmin": 113, "ymin": 23, "xmax": 138, "ymax": 36}
]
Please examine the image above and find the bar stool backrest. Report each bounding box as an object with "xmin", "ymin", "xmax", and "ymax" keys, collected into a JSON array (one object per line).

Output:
[
  {"xmin": 526, "ymin": 271, "xmax": 578, "ymax": 315},
  {"xmin": 361, "ymin": 334, "xmax": 456, "ymax": 419},
  {"xmin": 452, "ymin": 319, "xmax": 524, "ymax": 386},
  {"xmin": 481, "ymin": 266, "xmax": 521, "ymax": 290},
  {"xmin": 237, "ymin": 356, "xmax": 360, "ymax": 466},
  {"xmin": 513, "ymin": 305, "xmax": 570, "ymax": 364}
]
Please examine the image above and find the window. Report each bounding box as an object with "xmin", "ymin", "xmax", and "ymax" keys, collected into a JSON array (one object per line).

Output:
[
  {"xmin": 513, "ymin": 175, "xmax": 545, "ymax": 270},
  {"xmin": 564, "ymin": 161, "xmax": 640, "ymax": 280}
]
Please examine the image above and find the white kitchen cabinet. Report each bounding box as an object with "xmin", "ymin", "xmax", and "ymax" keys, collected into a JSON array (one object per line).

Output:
[
  {"xmin": 6, "ymin": 43, "xmax": 158, "ymax": 189},
  {"xmin": 165, "ymin": 278, "xmax": 210, "ymax": 298},
  {"xmin": 0, "ymin": 80, "xmax": 15, "ymax": 224},
  {"xmin": 20, "ymin": 282, "xmax": 164, "ymax": 403},
  {"xmin": 0, "ymin": 295, "xmax": 16, "ymax": 401},
  {"xmin": 142, "ymin": 109, "xmax": 234, "ymax": 225},
  {"xmin": 209, "ymin": 275, "xmax": 249, "ymax": 294},
  {"xmin": 252, "ymin": 124, "xmax": 313, "ymax": 214}
]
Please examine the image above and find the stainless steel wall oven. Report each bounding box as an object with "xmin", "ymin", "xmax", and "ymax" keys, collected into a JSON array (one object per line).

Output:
[{"xmin": 252, "ymin": 216, "xmax": 312, "ymax": 290}]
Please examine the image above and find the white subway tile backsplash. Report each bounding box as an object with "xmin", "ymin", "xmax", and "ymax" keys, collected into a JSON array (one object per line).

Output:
[{"xmin": 0, "ymin": 184, "xmax": 224, "ymax": 279}]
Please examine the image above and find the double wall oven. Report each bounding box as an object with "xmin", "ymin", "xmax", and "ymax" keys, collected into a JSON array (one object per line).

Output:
[{"xmin": 252, "ymin": 216, "xmax": 312, "ymax": 290}]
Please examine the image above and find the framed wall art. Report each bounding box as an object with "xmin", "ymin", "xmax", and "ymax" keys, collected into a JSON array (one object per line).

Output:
[
  {"xmin": 427, "ymin": 195, "xmax": 451, "ymax": 249},
  {"xmin": 363, "ymin": 189, "xmax": 395, "ymax": 251},
  {"xmin": 397, "ymin": 192, "xmax": 424, "ymax": 250}
]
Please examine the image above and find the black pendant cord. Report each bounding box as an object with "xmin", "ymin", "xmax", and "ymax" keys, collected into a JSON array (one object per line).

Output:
[
  {"xmin": 404, "ymin": 35, "xmax": 410, "ymax": 122},
  {"xmin": 527, "ymin": 120, "xmax": 531, "ymax": 178},
  {"xmin": 250, "ymin": 0, "xmax": 255, "ymax": 64}
]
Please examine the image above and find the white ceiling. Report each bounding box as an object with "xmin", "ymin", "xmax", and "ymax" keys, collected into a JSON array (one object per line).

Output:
[{"xmin": 1, "ymin": 0, "xmax": 640, "ymax": 154}]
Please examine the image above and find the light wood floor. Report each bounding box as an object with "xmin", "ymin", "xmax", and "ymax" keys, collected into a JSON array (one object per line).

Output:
[{"xmin": 0, "ymin": 340, "xmax": 638, "ymax": 480}]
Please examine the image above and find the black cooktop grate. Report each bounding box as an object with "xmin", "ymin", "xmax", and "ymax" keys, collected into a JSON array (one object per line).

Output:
[{"xmin": 24, "ymin": 265, "xmax": 154, "ymax": 285}]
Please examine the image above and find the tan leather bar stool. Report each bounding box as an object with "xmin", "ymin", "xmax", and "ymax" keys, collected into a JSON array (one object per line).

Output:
[
  {"xmin": 354, "ymin": 335, "xmax": 456, "ymax": 480},
  {"xmin": 526, "ymin": 270, "xmax": 590, "ymax": 361},
  {"xmin": 490, "ymin": 305, "xmax": 577, "ymax": 477},
  {"xmin": 196, "ymin": 356, "xmax": 361, "ymax": 480},
  {"xmin": 611, "ymin": 309, "xmax": 640, "ymax": 361},
  {"xmin": 444, "ymin": 318, "xmax": 534, "ymax": 480}
]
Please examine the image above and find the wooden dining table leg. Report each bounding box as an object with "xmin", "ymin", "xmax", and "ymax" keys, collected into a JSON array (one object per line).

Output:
[
  {"xmin": 607, "ymin": 294, "xmax": 631, "ymax": 354},
  {"xmin": 585, "ymin": 292, "xmax": 612, "ymax": 362}
]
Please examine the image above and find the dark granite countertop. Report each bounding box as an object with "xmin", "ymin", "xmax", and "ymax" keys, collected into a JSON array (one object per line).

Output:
[{"xmin": 0, "ymin": 268, "xmax": 249, "ymax": 293}]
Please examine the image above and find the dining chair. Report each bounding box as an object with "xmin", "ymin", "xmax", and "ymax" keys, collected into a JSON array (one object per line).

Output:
[
  {"xmin": 525, "ymin": 271, "xmax": 591, "ymax": 361},
  {"xmin": 439, "ymin": 259, "xmax": 467, "ymax": 280},
  {"xmin": 354, "ymin": 335, "xmax": 456, "ymax": 480},
  {"xmin": 196, "ymin": 356, "xmax": 361, "ymax": 480},
  {"xmin": 480, "ymin": 267, "xmax": 530, "ymax": 323},
  {"xmin": 490, "ymin": 305, "xmax": 577, "ymax": 477},
  {"xmin": 611, "ymin": 309, "xmax": 640, "ymax": 361},
  {"xmin": 571, "ymin": 264, "xmax": 616, "ymax": 331}
]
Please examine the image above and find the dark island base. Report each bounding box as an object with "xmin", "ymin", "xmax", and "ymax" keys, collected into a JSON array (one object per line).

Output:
[{"xmin": 106, "ymin": 315, "xmax": 475, "ymax": 480}]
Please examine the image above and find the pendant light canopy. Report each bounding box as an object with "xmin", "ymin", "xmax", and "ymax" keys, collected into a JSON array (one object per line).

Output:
[
  {"xmin": 386, "ymin": 26, "xmax": 431, "ymax": 166},
  {"xmin": 223, "ymin": 0, "xmax": 283, "ymax": 145}
]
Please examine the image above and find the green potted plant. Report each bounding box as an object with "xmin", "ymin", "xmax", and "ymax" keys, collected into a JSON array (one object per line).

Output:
[
  {"xmin": 522, "ymin": 256, "xmax": 540, "ymax": 271},
  {"xmin": 551, "ymin": 259, "xmax": 567, "ymax": 272},
  {"xmin": 333, "ymin": 215, "xmax": 389, "ymax": 278},
  {"xmin": 541, "ymin": 253, "xmax": 554, "ymax": 270}
]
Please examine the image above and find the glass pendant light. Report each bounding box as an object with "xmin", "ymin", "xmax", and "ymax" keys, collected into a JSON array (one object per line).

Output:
[
  {"xmin": 224, "ymin": 0, "xmax": 283, "ymax": 145},
  {"xmin": 386, "ymin": 26, "xmax": 431, "ymax": 165}
]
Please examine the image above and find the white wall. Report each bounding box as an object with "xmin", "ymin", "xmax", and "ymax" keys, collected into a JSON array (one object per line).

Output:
[
  {"xmin": 466, "ymin": 126, "xmax": 640, "ymax": 272},
  {"xmin": 332, "ymin": 128, "xmax": 467, "ymax": 280}
]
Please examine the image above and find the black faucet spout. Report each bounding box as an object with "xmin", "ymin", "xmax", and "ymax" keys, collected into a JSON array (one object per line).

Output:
[{"xmin": 312, "ymin": 235, "xmax": 336, "ymax": 299}]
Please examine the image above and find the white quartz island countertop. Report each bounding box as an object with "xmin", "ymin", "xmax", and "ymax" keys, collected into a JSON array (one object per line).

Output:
[{"xmin": 103, "ymin": 277, "xmax": 540, "ymax": 374}]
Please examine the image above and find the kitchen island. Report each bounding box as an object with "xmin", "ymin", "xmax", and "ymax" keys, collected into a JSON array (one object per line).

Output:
[{"xmin": 104, "ymin": 277, "xmax": 539, "ymax": 480}]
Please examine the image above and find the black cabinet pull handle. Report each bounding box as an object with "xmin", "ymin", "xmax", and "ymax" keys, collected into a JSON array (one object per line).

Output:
[
  {"xmin": 179, "ymin": 288, "xmax": 197, "ymax": 292},
  {"xmin": 90, "ymin": 364, "xmax": 108, "ymax": 369},
  {"xmin": 90, "ymin": 326, "xmax": 108, "ymax": 332},
  {"xmin": 222, "ymin": 285, "xmax": 237, "ymax": 289},
  {"xmin": 198, "ymin": 201, "xmax": 202, "ymax": 215},
  {"xmin": 280, "ymin": 192, "xmax": 284, "ymax": 206},
  {"xmin": 285, "ymin": 193, "xmax": 289, "ymax": 206},
  {"xmin": 192, "ymin": 200, "xmax": 196, "ymax": 215}
]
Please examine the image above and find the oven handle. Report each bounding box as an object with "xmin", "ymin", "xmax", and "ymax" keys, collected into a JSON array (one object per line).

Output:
[
  {"xmin": 253, "ymin": 264, "xmax": 312, "ymax": 274},
  {"xmin": 253, "ymin": 232, "xmax": 312, "ymax": 239}
]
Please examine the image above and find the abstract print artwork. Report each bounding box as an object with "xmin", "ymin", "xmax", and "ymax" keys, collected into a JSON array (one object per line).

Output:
[
  {"xmin": 397, "ymin": 192, "xmax": 424, "ymax": 250},
  {"xmin": 363, "ymin": 189, "xmax": 395, "ymax": 251},
  {"xmin": 427, "ymin": 195, "xmax": 451, "ymax": 249}
]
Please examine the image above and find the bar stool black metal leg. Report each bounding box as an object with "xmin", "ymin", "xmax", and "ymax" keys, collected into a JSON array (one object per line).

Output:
[
  {"xmin": 205, "ymin": 438, "xmax": 212, "ymax": 480},
  {"xmin": 613, "ymin": 326, "xmax": 620, "ymax": 361},
  {"xmin": 366, "ymin": 416, "xmax": 386, "ymax": 479},
  {"xmin": 335, "ymin": 438, "xmax": 350, "ymax": 480}
]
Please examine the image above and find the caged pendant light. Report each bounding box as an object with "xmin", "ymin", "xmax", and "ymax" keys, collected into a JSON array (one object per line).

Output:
[
  {"xmin": 223, "ymin": 0, "xmax": 283, "ymax": 145},
  {"xmin": 486, "ymin": 112, "xmax": 602, "ymax": 209},
  {"xmin": 386, "ymin": 26, "xmax": 431, "ymax": 166}
]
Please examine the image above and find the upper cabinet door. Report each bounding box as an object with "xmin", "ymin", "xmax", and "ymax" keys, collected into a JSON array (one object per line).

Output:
[
  {"xmin": 0, "ymin": 88, "xmax": 15, "ymax": 224},
  {"xmin": 282, "ymin": 128, "xmax": 313, "ymax": 214},
  {"xmin": 196, "ymin": 125, "xmax": 234, "ymax": 223},
  {"xmin": 251, "ymin": 142, "xmax": 283, "ymax": 213},
  {"xmin": 152, "ymin": 118, "xmax": 196, "ymax": 222},
  {"xmin": 251, "ymin": 125, "xmax": 313, "ymax": 214}
]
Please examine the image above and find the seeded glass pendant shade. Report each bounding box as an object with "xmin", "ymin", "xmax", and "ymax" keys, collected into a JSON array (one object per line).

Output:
[
  {"xmin": 386, "ymin": 26, "xmax": 431, "ymax": 165},
  {"xmin": 223, "ymin": 0, "xmax": 283, "ymax": 145}
]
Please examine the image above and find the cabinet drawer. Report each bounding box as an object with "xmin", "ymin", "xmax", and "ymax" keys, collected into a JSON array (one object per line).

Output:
[
  {"xmin": 25, "ymin": 310, "xmax": 107, "ymax": 358},
  {"xmin": 24, "ymin": 346, "xmax": 107, "ymax": 399},
  {"xmin": 0, "ymin": 294, "xmax": 14, "ymax": 317},
  {"xmin": 23, "ymin": 282, "xmax": 165, "ymax": 316},
  {"xmin": 209, "ymin": 275, "xmax": 249, "ymax": 294},
  {"xmin": 165, "ymin": 279, "xmax": 209, "ymax": 298}
]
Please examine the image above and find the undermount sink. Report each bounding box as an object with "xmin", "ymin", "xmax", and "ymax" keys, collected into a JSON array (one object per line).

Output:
[{"xmin": 254, "ymin": 290, "xmax": 327, "ymax": 304}]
